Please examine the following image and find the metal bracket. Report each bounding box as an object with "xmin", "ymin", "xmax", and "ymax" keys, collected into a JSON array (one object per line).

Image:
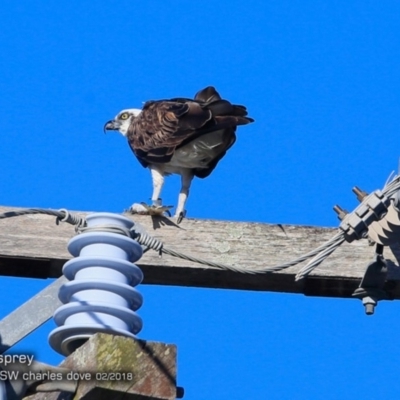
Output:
[
  {"xmin": 335, "ymin": 188, "xmax": 390, "ymax": 243},
  {"xmin": 352, "ymin": 245, "xmax": 388, "ymax": 315},
  {"xmin": 0, "ymin": 277, "xmax": 65, "ymax": 354}
]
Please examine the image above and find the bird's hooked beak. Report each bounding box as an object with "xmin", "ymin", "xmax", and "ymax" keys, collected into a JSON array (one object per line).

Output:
[{"xmin": 103, "ymin": 120, "xmax": 121, "ymax": 134}]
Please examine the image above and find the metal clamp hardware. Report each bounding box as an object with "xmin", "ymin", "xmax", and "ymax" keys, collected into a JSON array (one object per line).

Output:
[
  {"xmin": 335, "ymin": 188, "xmax": 390, "ymax": 243},
  {"xmin": 352, "ymin": 245, "xmax": 388, "ymax": 315}
]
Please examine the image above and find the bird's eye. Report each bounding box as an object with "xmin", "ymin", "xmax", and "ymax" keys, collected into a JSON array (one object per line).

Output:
[{"xmin": 120, "ymin": 113, "xmax": 129, "ymax": 120}]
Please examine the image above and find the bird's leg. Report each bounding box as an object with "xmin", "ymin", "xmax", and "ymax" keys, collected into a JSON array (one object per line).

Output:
[
  {"xmin": 174, "ymin": 171, "xmax": 194, "ymax": 223},
  {"xmin": 150, "ymin": 167, "xmax": 165, "ymax": 207},
  {"xmin": 128, "ymin": 167, "xmax": 172, "ymax": 216}
]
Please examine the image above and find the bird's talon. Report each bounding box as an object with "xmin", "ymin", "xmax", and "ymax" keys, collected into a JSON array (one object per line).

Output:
[{"xmin": 177, "ymin": 210, "xmax": 186, "ymax": 224}]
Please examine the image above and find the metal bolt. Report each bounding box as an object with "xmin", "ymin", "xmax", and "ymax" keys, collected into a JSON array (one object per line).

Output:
[
  {"xmin": 362, "ymin": 296, "xmax": 377, "ymax": 316},
  {"xmin": 352, "ymin": 186, "xmax": 369, "ymax": 202},
  {"xmin": 333, "ymin": 205, "xmax": 348, "ymax": 220},
  {"xmin": 365, "ymin": 303, "xmax": 375, "ymax": 315}
]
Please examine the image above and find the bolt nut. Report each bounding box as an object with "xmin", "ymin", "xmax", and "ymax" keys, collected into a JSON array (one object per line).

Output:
[
  {"xmin": 362, "ymin": 296, "xmax": 377, "ymax": 316},
  {"xmin": 365, "ymin": 303, "xmax": 375, "ymax": 315}
]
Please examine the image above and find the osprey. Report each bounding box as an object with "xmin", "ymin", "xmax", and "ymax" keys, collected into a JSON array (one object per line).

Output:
[{"xmin": 104, "ymin": 86, "xmax": 254, "ymax": 222}]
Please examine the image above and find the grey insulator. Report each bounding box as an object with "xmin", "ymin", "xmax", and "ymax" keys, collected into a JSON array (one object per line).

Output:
[
  {"xmin": 48, "ymin": 213, "xmax": 143, "ymax": 356},
  {"xmin": 368, "ymin": 201, "xmax": 400, "ymax": 245}
]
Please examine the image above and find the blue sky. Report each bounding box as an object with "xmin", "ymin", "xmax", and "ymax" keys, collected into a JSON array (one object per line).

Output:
[{"xmin": 1, "ymin": 1, "xmax": 400, "ymax": 399}]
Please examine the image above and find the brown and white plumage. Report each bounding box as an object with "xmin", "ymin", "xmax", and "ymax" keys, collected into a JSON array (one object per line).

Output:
[{"xmin": 104, "ymin": 86, "xmax": 254, "ymax": 220}]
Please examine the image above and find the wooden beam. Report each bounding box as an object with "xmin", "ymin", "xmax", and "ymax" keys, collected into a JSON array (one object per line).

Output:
[
  {"xmin": 1, "ymin": 206, "xmax": 400, "ymax": 299},
  {"xmin": 25, "ymin": 333, "xmax": 179, "ymax": 400}
]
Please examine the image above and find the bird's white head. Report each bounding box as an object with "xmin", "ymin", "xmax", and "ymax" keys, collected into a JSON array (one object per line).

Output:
[{"xmin": 104, "ymin": 108, "xmax": 142, "ymax": 136}]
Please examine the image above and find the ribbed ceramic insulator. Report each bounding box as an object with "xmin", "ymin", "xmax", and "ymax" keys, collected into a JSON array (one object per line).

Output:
[
  {"xmin": 48, "ymin": 213, "xmax": 143, "ymax": 356},
  {"xmin": 368, "ymin": 203, "xmax": 400, "ymax": 245}
]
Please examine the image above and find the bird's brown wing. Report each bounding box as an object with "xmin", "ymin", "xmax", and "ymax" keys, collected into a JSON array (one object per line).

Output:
[
  {"xmin": 127, "ymin": 99, "xmax": 214, "ymax": 166},
  {"xmin": 127, "ymin": 86, "xmax": 254, "ymax": 169}
]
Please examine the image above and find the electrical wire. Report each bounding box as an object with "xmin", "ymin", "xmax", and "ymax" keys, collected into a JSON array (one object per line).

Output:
[
  {"xmin": 2, "ymin": 172, "xmax": 400, "ymax": 281},
  {"xmin": 0, "ymin": 208, "xmax": 346, "ymax": 276}
]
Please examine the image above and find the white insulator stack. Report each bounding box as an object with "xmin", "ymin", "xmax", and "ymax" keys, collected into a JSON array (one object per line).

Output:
[{"xmin": 49, "ymin": 213, "xmax": 143, "ymax": 356}]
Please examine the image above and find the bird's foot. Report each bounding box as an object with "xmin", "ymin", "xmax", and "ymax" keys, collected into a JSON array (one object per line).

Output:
[
  {"xmin": 128, "ymin": 202, "xmax": 173, "ymax": 217},
  {"xmin": 175, "ymin": 210, "xmax": 187, "ymax": 224}
]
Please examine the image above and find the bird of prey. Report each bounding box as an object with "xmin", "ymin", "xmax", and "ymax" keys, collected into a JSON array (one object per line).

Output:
[{"xmin": 104, "ymin": 86, "xmax": 254, "ymax": 222}]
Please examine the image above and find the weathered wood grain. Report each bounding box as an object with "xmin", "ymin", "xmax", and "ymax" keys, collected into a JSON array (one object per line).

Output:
[
  {"xmin": 1, "ymin": 205, "xmax": 400, "ymax": 299},
  {"xmin": 25, "ymin": 333, "xmax": 178, "ymax": 400}
]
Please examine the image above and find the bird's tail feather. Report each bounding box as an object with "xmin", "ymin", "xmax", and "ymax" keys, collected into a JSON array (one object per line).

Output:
[
  {"xmin": 214, "ymin": 115, "xmax": 254, "ymax": 127},
  {"xmin": 195, "ymin": 86, "xmax": 221, "ymax": 103}
]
